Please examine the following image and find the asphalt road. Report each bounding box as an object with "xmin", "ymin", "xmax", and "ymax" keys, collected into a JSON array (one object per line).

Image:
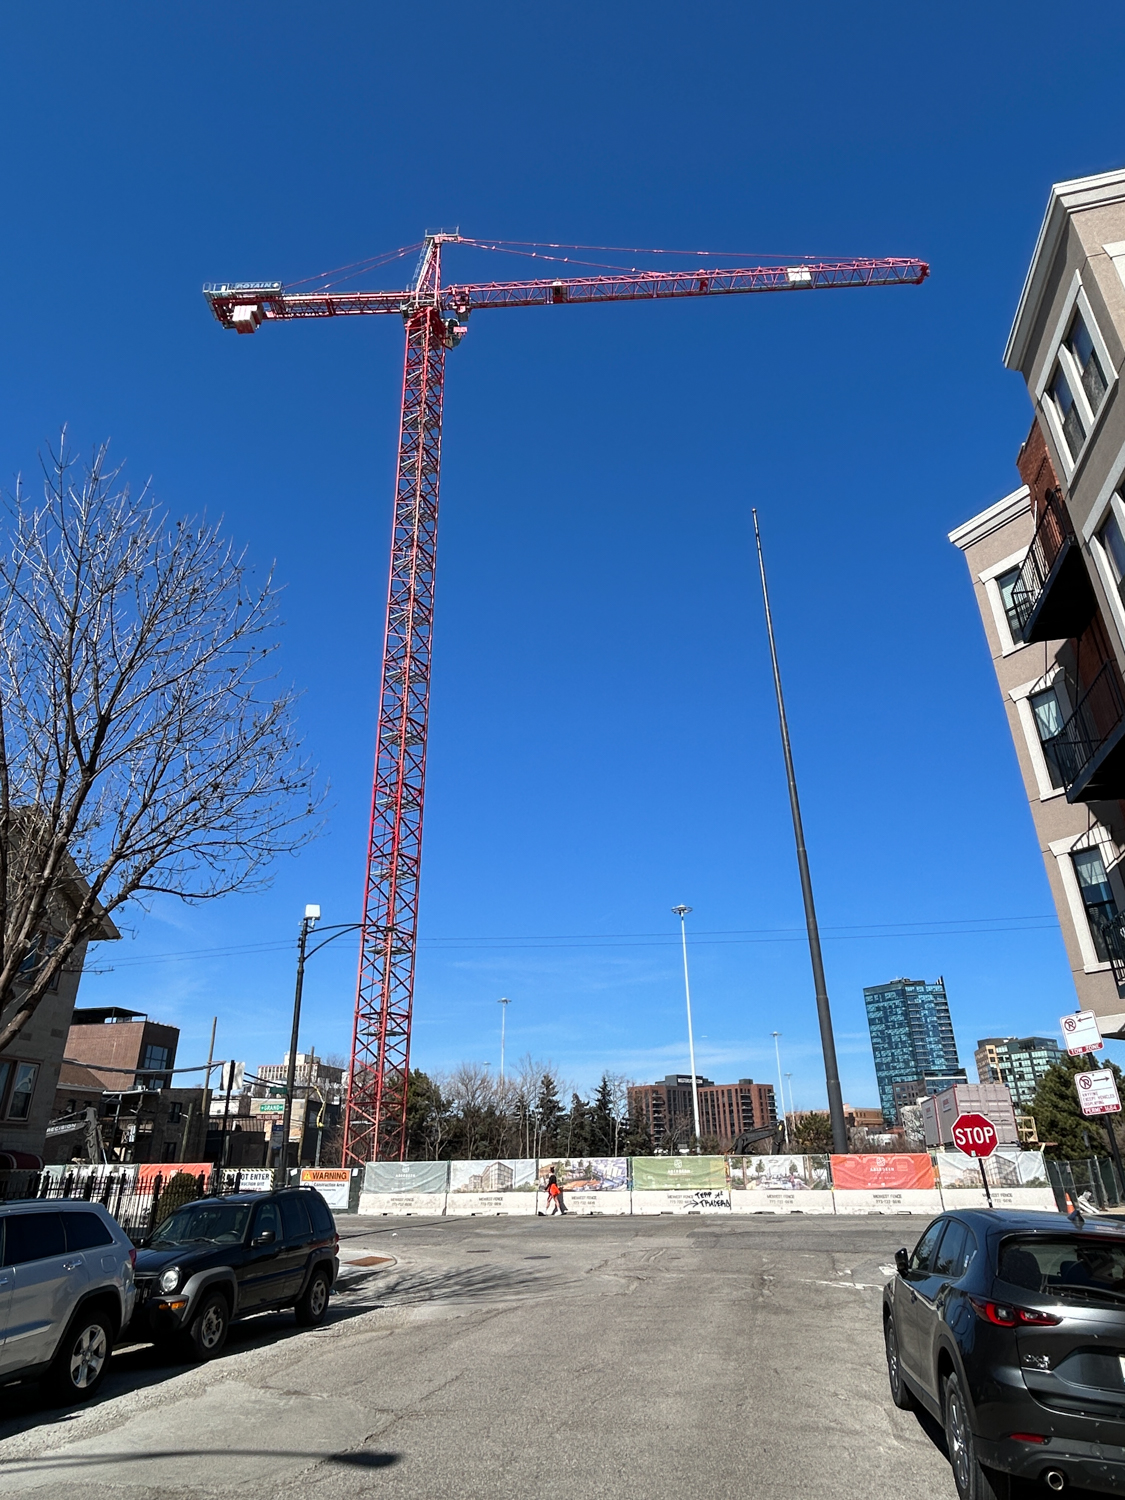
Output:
[{"xmin": 0, "ymin": 1213, "xmax": 1018, "ymax": 1499}]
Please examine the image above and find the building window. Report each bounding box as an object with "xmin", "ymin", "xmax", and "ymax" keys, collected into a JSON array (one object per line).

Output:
[
  {"xmin": 1029, "ymin": 685, "xmax": 1067, "ymax": 790},
  {"xmin": 1072, "ymin": 847, "xmax": 1120, "ymax": 961},
  {"xmin": 5, "ymin": 1062, "xmax": 39, "ymax": 1120},
  {"xmin": 1099, "ymin": 500, "xmax": 1125, "ymax": 612},
  {"xmin": 1066, "ymin": 308, "xmax": 1108, "ymax": 416},
  {"xmin": 1050, "ymin": 364, "xmax": 1086, "ymax": 460},
  {"xmin": 167, "ymin": 1101, "xmax": 183, "ymax": 1124},
  {"xmin": 995, "ymin": 567, "xmax": 1024, "ymax": 642},
  {"xmin": 17, "ymin": 932, "xmax": 61, "ymax": 991},
  {"xmin": 138, "ymin": 1044, "xmax": 172, "ymax": 1090}
]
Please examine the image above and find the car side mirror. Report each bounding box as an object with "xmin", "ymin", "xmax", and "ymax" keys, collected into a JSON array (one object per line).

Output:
[
  {"xmin": 895, "ymin": 1248, "xmax": 910, "ymax": 1276},
  {"xmin": 253, "ymin": 1230, "xmax": 276, "ymax": 1246}
]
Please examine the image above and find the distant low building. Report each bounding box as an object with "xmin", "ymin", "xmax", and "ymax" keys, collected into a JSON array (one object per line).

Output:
[
  {"xmin": 975, "ymin": 1036, "xmax": 1061, "ymax": 1111},
  {"xmin": 627, "ymin": 1075, "xmax": 776, "ymax": 1151},
  {"xmin": 67, "ymin": 1006, "xmax": 179, "ymax": 1090},
  {"xmin": 891, "ymin": 1070, "xmax": 970, "ymax": 1123},
  {"xmin": 921, "ymin": 1082, "xmax": 1020, "ymax": 1149}
]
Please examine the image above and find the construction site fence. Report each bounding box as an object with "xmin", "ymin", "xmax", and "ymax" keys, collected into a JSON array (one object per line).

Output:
[{"xmin": 1, "ymin": 1152, "xmax": 1119, "ymax": 1226}]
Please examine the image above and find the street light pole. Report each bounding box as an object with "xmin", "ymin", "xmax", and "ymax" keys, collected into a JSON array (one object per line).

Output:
[
  {"xmin": 753, "ymin": 510, "xmax": 847, "ymax": 1155},
  {"xmin": 772, "ymin": 1032, "xmax": 790, "ymax": 1147},
  {"xmin": 498, "ymin": 997, "xmax": 510, "ymax": 1083},
  {"xmin": 672, "ymin": 905, "xmax": 702, "ymax": 1148},
  {"xmin": 279, "ymin": 904, "xmax": 320, "ymax": 1182}
]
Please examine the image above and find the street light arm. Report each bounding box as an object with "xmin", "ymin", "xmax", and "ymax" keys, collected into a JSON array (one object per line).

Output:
[{"xmin": 304, "ymin": 922, "xmax": 362, "ymax": 961}]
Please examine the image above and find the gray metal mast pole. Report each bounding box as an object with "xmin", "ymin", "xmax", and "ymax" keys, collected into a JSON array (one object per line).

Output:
[{"xmin": 752, "ymin": 509, "xmax": 847, "ymax": 1155}]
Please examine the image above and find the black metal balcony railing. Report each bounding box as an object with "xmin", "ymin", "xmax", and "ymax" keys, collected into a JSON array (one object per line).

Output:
[
  {"xmin": 1043, "ymin": 662, "xmax": 1125, "ymax": 801},
  {"xmin": 1010, "ymin": 488, "xmax": 1096, "ymax": 644},
  {"xmin": 1096, "ymin": 911, "xmax": 1125, "ymax": 986}
]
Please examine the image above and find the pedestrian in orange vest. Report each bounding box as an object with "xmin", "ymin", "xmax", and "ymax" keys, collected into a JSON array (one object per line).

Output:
[{"xmin": 545, "ymin": 1169, "xmax": 567, "ymax": 1215}]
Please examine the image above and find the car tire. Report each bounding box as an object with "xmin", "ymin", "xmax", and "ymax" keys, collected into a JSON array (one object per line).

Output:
[
  {"xmin": 180, "ymin": 1291, "xmax": 229, "ymax": 1361},
  {"xmin": 46, "ymin": 1308, "xmax": 113, "ymax": 1404},
  {"xmin": 943, "ymin": 1372, "xmax": 1009, "ymax": 1500},
  {"xmin": 294, "ymin": 1267, "xmax": 331, "ymax": 1327},
  {"xmin": 884, "ymin": 1315, "xmax": 915, "ymax": 1410}
]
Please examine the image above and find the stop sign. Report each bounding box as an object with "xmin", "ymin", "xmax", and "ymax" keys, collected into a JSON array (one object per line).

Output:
[{"xmin": 951, "ymin": 1112, "xmax": 998, "ymax": 1158}]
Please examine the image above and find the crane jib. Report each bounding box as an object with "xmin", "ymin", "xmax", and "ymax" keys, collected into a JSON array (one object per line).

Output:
[{"xmin": 203, "ymin": 258, "xmax": 929, "ymax": 330}]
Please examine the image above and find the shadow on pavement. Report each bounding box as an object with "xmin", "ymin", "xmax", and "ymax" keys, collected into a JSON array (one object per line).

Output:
[
  {"xmin": 0, "ymin": 1448, "xmax": 399, "ymax": 1475},
  {"xmin": 0, "ymin": 1285, "xmax": 385, "ymax": 1443}
]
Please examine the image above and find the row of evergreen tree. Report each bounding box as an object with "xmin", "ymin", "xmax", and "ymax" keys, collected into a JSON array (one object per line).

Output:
[{"xmin": 404, "ymin": 1062, "xmax": 653, "ymax": 1161}]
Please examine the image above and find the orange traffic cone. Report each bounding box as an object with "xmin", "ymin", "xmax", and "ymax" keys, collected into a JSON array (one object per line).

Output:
[{"xmin": 1064, "ymin": 1191, "xmax": 1076, "ymax": 1213}]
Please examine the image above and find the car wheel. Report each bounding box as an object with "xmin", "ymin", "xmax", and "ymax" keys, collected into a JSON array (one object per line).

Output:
[
  {"xmin": 46, "ymin": 1309, "xmax": 113, "ymax": 1403},
  {"xmin": 884, "ymin": 1315, "xmax": 915, "ymax": 1410},
  {"xmin": 295, "ymin": 1268, "xmax": 332, "ymax": 1327},
  {"xmin": 943, "ymin": 1372, "xmax": 1009, "ymax": 1500},
  {"xmin": 180, "ymin": 1292, "xmax": 229, "ymax": 1361}
]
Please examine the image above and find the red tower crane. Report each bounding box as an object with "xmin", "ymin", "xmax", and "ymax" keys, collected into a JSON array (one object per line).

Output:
[{"xmin": 205, "ymin": 236, "xmax": 928, "ymax": 1164}]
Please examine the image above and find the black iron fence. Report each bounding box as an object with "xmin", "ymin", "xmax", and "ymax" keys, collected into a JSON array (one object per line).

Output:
[{"xmin": 0, "ymin": 1165, "xmax": 272, "ymax": 1240}]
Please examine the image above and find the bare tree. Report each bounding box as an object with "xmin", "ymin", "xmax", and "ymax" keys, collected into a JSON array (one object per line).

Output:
[{"xmin": 0, "ymin": 439, "xmax": 318, "ymax": 1053}]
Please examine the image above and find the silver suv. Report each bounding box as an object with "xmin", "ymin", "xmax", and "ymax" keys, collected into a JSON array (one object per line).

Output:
[{"xmin": 0, "ymin": 1199, "xmax": 136, "ymax": 1402}]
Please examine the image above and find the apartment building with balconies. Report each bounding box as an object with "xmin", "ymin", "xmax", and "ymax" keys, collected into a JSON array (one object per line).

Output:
[{"xmin": 951, "ymin": 168, "xmax": 1125, "ymax": 1036}]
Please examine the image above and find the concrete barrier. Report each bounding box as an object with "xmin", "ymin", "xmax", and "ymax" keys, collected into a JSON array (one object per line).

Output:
[
  {"xmin": 358, "ymin": 1191, "xmax": 447, "ymax": 1216},
  {"xmin": 832, "ymin": 1189, "xmax": 944, "ymax": 1215},
  {"xmin": 631, "ymin": 1189, "xmax": 732, "ymax": 1214}
]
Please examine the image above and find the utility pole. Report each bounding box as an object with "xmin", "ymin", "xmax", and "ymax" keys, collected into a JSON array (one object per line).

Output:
[
  {"xmin": 498, "ymin": 997, "xmax": 510, "ymax": 1083},
  {"xmin": 672, "ymin": 906, "xmax": 702, "ymax": 1148},
  {"xmin": 280, "ymin": 905, "xmax": 320, "ymax": 1181},
  {"xmin": 772, "ymin": 1033, "xmax": 790, "ymax": 1147},
  {"xmin": 753, "ymin": 510, "xmax": 847, "ymax": 1155}
]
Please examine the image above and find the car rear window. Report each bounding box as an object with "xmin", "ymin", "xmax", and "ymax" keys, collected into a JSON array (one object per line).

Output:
[
  {"xmin": 63, "ymin": 1211, "xmax": 114, "ymax": 1251},
  {"xmin": 1, "ymin": 1211, "xmax": 66, "ymax": 1265},
  {"xmin": 999, "ymin": 1235, "xmax": 1125, "ymax": 1300},
  {"xmin": 279, "ymin": 1195, "xmax": 311, "ymax": 1240},
  {"xmin": 305, "ymin": 1192, "xmax": 334, "ymax": 1237}
]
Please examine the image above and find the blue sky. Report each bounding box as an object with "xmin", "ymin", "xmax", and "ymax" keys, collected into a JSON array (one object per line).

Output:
[{"xmin": 4, "ymin": 2, "xmax": 1125, "ymax": 1109}]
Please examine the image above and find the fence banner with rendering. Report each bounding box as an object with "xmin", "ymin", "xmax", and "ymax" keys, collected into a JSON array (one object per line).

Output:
[
  {"xmin": 446, "ymin": 1158, "xmax": 538, "ymax": 1215},
  {"xmin": 935, "ymin": 1148, "xmax": 1055, "ymax": 1209},
  {"xmin": 728, "ymin": 1154, "xmax": 836, "ymax": 1213},
  {"xmin": 537, "ymin": 1157, "xmax": 630, "ymax": 1214}
]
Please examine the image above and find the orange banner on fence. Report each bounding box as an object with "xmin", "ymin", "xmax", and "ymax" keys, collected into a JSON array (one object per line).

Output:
[
  {"xmin": 135, "ymin": 1163, "xmax": 213, "ymax": 1191},
  {"xmin": 829, "ymin": 1154, "xmax": 934, "ymax": 1191}
]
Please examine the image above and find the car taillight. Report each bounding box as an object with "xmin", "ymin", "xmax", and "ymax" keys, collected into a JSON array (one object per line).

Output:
[
  {"xmin": 1009, "ymin": 1434, "xmax": 1049, "ymax": 1444},
  {"xmin": 969, "ymin": 1296, "xmax": 1060, "ymax": 1327},
  {"xmin": 129, "ymin": 1248, "xmax": 137, "ymax": 1268}
]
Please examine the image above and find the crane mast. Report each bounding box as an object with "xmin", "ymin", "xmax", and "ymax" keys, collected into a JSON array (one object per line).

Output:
[{"xmin": 205, "ymin": 236, "xmax": 928, "ymax": 1164}]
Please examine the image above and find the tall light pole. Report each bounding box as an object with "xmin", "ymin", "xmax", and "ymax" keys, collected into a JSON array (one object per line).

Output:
[
  {"xmin": 785, "ymin": 1071, "xmax": 796, "ymax": 1121},
  {"xmin": 672, "ymin": 905, "xmax": 702, "ymax": 1148},
  {"xmin": 772, "ymin": 1031, "xmax": 790, "ymax": 1147},
  {"xmin": 498, "ymin": 997, "xmax": 510, "ymax": 1083},
  {"xmin": 279, "ymin": 904, "xmax": 320, "ymax": 1179},
  {"xmin": 753, "ymin": 510, "xmax": 848, "ymax": 1155}
]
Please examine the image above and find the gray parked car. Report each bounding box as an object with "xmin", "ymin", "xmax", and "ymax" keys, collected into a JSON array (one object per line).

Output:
[{"xmin": 0, "ymin": 1199, "xmax": 136, "ymax": 1402}]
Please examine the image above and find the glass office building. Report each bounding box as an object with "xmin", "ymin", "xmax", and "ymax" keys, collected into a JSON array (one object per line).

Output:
[{"xmin": 864, "ymin": 976, "xmax": 961, "ymax": 1124}]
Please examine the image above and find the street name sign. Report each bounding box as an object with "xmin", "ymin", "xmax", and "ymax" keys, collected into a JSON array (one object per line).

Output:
[
  {"xmin": 1062, "ymin": 1010, "xmax": 1104, "ymax": 1056},
  {"xmin": 951, "ymin": 1113, "xmax": 999, "ymax": 1158},
  {"xmin": 1077, "ymin": 1069, "xmax": 1122, "ymax": 1116}
]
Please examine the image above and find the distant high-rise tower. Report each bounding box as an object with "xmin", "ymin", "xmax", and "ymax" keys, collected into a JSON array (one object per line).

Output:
[{"xmin": 864, "ymin": 977, "xmax": 961, "ymax": 1124}]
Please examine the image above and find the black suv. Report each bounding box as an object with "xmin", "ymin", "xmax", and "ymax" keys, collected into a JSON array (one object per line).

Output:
[
  {"xmin": 884, "ymin": 1208, "xmax": 1125, "ymax": 1499},
  {"xmin": 130, "ymin": 1187, "xmax": 339, "ymax": 1359}
]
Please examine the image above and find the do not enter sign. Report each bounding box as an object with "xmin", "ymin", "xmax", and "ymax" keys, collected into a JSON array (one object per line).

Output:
[{"xmin": 952, "ymin": 1112, "xmax": 999, "ymax": 1158}]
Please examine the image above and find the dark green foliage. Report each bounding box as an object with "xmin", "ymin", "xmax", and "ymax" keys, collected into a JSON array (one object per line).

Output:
[
  {"xmin": 1028, "ymin": 1055, "xmax": 1125, "ymax": 1160},
  {"xmin": 790, "ymin": 1113, "xmax": 833, "ymax": 1154}
]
